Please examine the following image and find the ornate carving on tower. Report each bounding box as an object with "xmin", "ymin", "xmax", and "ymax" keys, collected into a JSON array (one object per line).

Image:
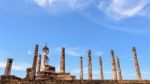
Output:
[
  {"xmin": 32, "ymin": 44, "xmax": 38, "ymax": 79},
  {"xmin": 132, "ymin": 47, "xmax": 141, "ymax": 80},
  {"xmin": 111, "ymin": 49, "xmax": 117, "ymax": 80},
  {"xmin": 99, "ymin": 56, "xmax": 104, "ymax": 80},
  {"xmin": 80, "ymin": 56, "xmax": 83, "ymax": 80},
  {"xmin": 88, "ymin": 49, "xmax": 92, "ymax": 80},
  {"xmin": 41, "ymin": 45, "xmax": 49, "ymax": 72},
  {"xmin": 4, "ymin": 58, "xmax": 13, "ymax": 76},
  {"xmin": 60, "ymin": 47, "xmax": 65, "ymax": 73},
  {"xmin": 116, "ymin": 57, "xmax": 122, "ymax": 80}
]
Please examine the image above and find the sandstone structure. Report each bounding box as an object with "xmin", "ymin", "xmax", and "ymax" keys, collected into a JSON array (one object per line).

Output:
[
  {"xmin": 132, "ymin": 47, "xmax": 142, "ymax": 80},
  {"xmin": 80, "ymin": 56, "xmax": 83, "ymax": 80},
  {"xmin": 0, "ymin": 45, "xmax": 149, "ymax": 84},
  {"xmin": 4, "ymin": 58, "xmax": 13, "ymax": 76},
  {"xmin": 32, "ymin": 44, "xmax": 38, "ymax": 80},
  {"xmin": 110, "ymin": 49, "xmax": 117, "ymax": 80},
  {"xmin": 88, "ymin": 49, "xmax": 92, "ymax": 80},
  {"xmin": 116, "ymin": 57, "xmax": 122, "ymax": 80},
  {"xmin": 60, "ymin": 47, "xmax": 65, "ymax": 73},
  {"xmin": 35, "ymin": 45, "xmax": 75, "ymax": 80},
  {"xmin": 99, "ymin": 56, "xmax": 104, "ymax": 80}
]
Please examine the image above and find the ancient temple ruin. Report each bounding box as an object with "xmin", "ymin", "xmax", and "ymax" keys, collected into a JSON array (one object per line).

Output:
[
  {"xmin": 0, "ymin": 44, "xmax": 150, "ymax": 84},
  {"xmin": 25, "ymin": 45, "xmax": 75, "ymax": 80}
]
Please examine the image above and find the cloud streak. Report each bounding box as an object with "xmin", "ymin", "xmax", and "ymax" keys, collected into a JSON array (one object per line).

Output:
[
  {"xmin": 0, "ymin": 62, "xmax": 30, "ymax": 71},
  {"xmin": 32, "ymin": 0, "xmax": 93, "ymax": 14},
  {"xmin": 98, "ymin": 0, "xmax": 150, "ymax": 20},
  {"xmin": 32, "ymin": 0, "xmax": 150, "ymax": 19},
  {"xmin": 31, "ymin": 0, "xmax": 150, "ymax": 34}
]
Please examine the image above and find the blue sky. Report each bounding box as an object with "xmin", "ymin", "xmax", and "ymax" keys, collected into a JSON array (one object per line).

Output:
[{"xmin": 0, "ymin": 0, "xmax": 150, "ymax": 80}]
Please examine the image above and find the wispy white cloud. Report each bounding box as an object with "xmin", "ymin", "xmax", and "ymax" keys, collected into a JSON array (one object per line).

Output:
[
  {"xmin": 0, "ymin": 62, "xmax": 30, "ymax": 71},
  {"xmin": 32, "ymin": 0, "xmax": 93, "ymax": 14},
  {"xmin": 32, "ymin": 0, "xmax": 150, "ymax": 19},
  {"xmin": 27, "ymin": 50, "xmax": 32, "ymax": 56},
  {"xmin": 66, "ymin": 48, "xmax": 83, "ymax": 57},
  {"xmin": 54, "ymin": 47, "xmax": 84, "ymax": 57},
  {"xmin": 54, "ymin": 47, "xmax": 102, "ymax": 57},
  {"xmin": 30, "ymin": 0, "xmax": 150, "ymax": 34},
  {"xmin": 98, "ymin": 0, "xmax": 150, "ymax": 20}
]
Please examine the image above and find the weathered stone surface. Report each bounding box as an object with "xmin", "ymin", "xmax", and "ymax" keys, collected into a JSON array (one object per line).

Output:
[
  {"xmin": 60, "ymin": 47, "xmax": 65, "ymax": 73},
  {"xmin": 32, "ymin": 44, "xmax": 39, "ymax": 79},
  {"xmin": 132, "ymin": 47, "xmax": 141, "ymax": 80},
  {"xmin": 0, "ymin": 79, "xmax": 150, "ymax": 84},
  {"xmin": 41, "ymin": 45, "xmax": 49, "ymax": 72},
  {"xmin": 116, "ymin": 57, "xmax": 122, "ymax": 80},
  {"xmin": 88, "ymin": 49, "xmax": 92, "ymax": 80},
  {"xmin": 36, "ymin": 55, "xmax": 41, "ymax": 74},
  {"xmin": 4, "ymin": 58, "xmax": 13, "ymax": 76},
  {"xmin": 111, "ymin": 49, "xmax": 117, "ymax": 80},
  {"xmin": 80, "ymin": 56, "xmax": 83, "ymax": 80},
  {"xmin": 99, "ymin": 56, "xmax": 104, "ymax": 80}
]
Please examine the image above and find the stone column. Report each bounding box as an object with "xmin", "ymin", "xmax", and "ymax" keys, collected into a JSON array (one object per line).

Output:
[
  {"xmin": 26, "ymin": 68, "xmax": 32, "ymax": 79},
  {"xmin": 111, "ymin": 49, "xmax": 117, "ymax": 80},
  {"xmin": 116, "ymin": 57, "xmax": 122, "ymax": 80},
  {"xmin": 80, "ymin": 56, "xmax": 83, "ymax": 80},
  {"xmin": 99, "ymin": 56, "xmax": 104, "ymax": 80},
  {"xmin": 60, "ymin": 47, "xmax": 65, "ymax": 73},
  {"xmin": 132, "ymin": 47, "xmax": 141, "ymax": 80},
  {"xmin": 36, "ymin": 54, "xmax": 41, "ymax": 74},
  {"xmin": 88, "ymin": 49, "xmax": 92, "ymax": 80},
  {"xmin": 32, "ymin": 44, "xmax": 38, "ymax": 79},
  {"xmin": 4, "ymin": 58, "xmax": 13, "ymax": 75}
]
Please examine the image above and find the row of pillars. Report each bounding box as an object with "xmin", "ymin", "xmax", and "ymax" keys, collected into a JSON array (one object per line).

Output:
[
  {"xmin": 2, "ymin": 46, "xmax": 141, "ymax": 81},
  {"xmin": 80, "ymin": 47, "xmax": 141, "ymax": 80}
]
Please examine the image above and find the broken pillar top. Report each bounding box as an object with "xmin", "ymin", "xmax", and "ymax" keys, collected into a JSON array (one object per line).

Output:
[
  {"xmin": 132, "ymin": 47, "xmax": 136, "ymax": 51},
  {"xmin": 8, "ymin": 58, "xmax": 13, "ymax": 63},
  {"xmin": 80, "ymin": 56, "xmax": 82, "ymax": 60},
  {"xmin": 111, "ymin": 49, "xmax": 114, "ymax": 54}
]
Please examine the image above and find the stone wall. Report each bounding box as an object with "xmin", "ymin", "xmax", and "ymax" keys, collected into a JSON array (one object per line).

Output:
[{"xmin": 0, "ymin": 80, "xmax": 150, "ymax": 84}]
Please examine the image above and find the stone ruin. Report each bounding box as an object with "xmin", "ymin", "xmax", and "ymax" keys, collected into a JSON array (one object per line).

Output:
[
  {"xmin": 25, "ymin": 45, "xmax": 75, "ymax": 80},
  {"xmin": 0, "ymin": 44, "xmax": 150, "ymax": 84}
]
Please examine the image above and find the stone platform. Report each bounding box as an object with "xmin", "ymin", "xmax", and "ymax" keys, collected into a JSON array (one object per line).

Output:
[
  {"xmin": 0, "ymin": 80, "xmax": 150, "ymax": 84},
  {"xmin": 36, "ymin": 72, "xmax": 75, "ymax": 80}
]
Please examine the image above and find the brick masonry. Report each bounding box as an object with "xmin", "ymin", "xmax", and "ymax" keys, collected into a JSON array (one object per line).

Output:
[{"xmin": 1, "ymin": 79, "xmax": 150, "ymax": 84}]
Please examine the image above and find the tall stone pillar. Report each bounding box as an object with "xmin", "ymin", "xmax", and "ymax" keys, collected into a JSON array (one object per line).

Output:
[
  {"xmin": 116, "ymin": 57, "xmax": 122, "ymax": 80},
  {"xmin": 99, "ymin": 56, "xmax": 104, "ymax": 80},
  {"xmin": 111, "ymin": 49, "xmax": 117, "ymax": 80},
  {"xmin": 4, "ymin": 58, "xmax": 13, "ymax": 75},
  {"xmin": 88, "ymin": 49, "xmax": 92, "ymax": 80},
  {"xmin": 132, "ymin": 47, "xmax": 141, "ymax": 80},
  {"xmin": 60, "ymin": 47, "xmax": 65, "ymax": 73},
  {"xmin": 36, "ymin": 54, "xmax": 41, "ymax": 74},
  {"xmin": 32, "ymin": 44, "xmax": 38, "ymax": 79},
  {"xmin": 80, "ymin": 56, "xmax": 83, "ymax": 80}
]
